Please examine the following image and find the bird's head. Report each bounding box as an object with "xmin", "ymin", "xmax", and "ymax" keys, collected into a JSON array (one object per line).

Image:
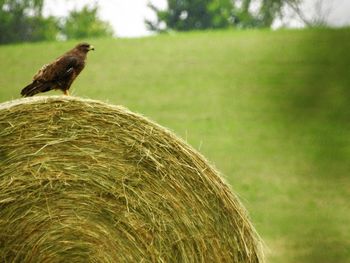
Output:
[{"xmin": 76, "ymin": 42, "xmax": 95, "ymax": 53}]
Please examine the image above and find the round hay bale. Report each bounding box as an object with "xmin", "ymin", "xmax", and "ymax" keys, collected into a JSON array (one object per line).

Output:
[{"xmin": 0, "ymin": 96, "xmax": 263, "ymax": 263}]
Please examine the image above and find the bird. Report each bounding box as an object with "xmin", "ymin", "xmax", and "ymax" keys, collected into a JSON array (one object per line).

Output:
[{"xmin": 21, "ymin": 42, "xmax": 94, "ymax": 97}]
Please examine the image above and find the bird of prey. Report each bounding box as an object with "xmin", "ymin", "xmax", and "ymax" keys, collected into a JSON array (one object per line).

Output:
[{"xmin": 21, "ymin": 42, "xmax": 94, "ymax": 97}]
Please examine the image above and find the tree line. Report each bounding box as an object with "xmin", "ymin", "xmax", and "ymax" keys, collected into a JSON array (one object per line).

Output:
[
  {"xmin": 1, "ymin": 0, "xmax": 329, "ymax": 44},
  {"xmin": 0, "ymin": 0, "xmax": 113, "ymax": 44},
  {"xmin": 146, "ymin": 0, "xmax": 329, "ymax": 32}
]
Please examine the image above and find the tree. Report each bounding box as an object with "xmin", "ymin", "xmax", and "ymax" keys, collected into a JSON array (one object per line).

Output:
[
  {"xmin": 0, "ymin": 1, "xmax": 114, "ymax": 44},
  {"xmin": 283, "ymin": 0, "xmax": 331, "ymax": 27},
  {"xmin": 231, "ymin": 0, "xmax": 288, "ymax": 28},
  {"xmin": 0, "ymin": 0, "xmax": 59, "ymax": 44},
  {"xmin": 146, "ymin": 0, "xmax": 322, "ymax": 31},
  {"xmin": 146, "ymin": 0, "xmax": 235, "ymax": 32},
  {"xmin": 233, "ymin": 0, "xmax": 331, "ymax": 29},
  {"xmin": 61, "ymin": 5, "xmax": 114, "ymax": 40}
]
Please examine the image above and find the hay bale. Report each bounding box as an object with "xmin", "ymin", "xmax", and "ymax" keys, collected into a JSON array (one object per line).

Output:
[{"xmin": 0, "ymin": 96, "xmax": 263, "ymax": 263}]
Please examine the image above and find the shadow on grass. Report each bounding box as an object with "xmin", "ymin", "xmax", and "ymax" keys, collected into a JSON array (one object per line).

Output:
[
  {"xmin": 259, "ymin": 29, "xmax": 350, "ymax": 263},
  {"xmin": 274, "ymin": 29, "xmax": 350, "ymax": 178}
]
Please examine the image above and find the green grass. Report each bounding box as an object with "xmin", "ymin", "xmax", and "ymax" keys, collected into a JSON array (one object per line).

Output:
[{"xmin": 1, "ymin": 28, "xmax": 350, "ymax": 263}]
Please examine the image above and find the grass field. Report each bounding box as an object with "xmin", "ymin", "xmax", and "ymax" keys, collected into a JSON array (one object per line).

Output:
[{"xmin": 1, "ymin": 28, "xmax": 349, "ymax": 263}]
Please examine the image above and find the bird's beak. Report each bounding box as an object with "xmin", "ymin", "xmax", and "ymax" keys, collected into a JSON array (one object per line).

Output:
[{"xmin": 89, "ymin": 45, "xmax": 95, "ymax": 51}]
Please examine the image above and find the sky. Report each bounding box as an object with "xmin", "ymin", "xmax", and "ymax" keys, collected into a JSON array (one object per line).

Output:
[{"xmin": 43, "ymin": 0, "xmax": 350, "ymax": 38}]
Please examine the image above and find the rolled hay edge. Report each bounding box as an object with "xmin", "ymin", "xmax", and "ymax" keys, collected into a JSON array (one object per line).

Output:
[{"xmin": 0, "ymin": 96, "xmax": 264, "ymax": 262}]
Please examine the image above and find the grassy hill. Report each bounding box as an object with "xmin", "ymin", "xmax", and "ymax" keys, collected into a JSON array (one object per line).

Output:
[{"xmin": 1, "ymin": 29, "xmax": 350, "ymax": 263}]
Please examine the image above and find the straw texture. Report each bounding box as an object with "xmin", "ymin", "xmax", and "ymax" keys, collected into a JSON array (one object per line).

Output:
[{"xmin": 0, "ymin": 96, "xmax": 263, "ymax": 263}]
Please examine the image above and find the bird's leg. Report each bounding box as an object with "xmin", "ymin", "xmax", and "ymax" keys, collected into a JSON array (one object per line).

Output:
[{"xmin": 63, "ymin": 90, "xmax": 70, "ymax": 96}]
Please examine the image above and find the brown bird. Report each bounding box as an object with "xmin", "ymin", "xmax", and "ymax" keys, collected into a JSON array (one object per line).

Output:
[{"xmin": 21, "ymin": 42, "xmax": 94, "ymax": 97}]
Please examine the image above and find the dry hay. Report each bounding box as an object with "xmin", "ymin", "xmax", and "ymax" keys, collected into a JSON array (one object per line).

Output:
[{"xmin": 0, "ymin": 96, "xmax": 263, "ymax": 263}]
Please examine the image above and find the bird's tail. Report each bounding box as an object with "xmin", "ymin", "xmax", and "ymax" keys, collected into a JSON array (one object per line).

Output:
[{"xmin": 21, "ymin": 81, "xmax": 51, "ymax": 97}]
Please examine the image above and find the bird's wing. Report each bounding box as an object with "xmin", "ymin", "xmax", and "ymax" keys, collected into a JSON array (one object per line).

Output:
[{"xmin": 33, "ymin": 55, "xmax": 79, "ymax": 82}]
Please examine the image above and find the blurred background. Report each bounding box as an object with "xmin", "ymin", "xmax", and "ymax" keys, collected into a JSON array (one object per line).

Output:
[{"xmin": 0, "ymin": 1, "xmax": 349, "ymax": 262}]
